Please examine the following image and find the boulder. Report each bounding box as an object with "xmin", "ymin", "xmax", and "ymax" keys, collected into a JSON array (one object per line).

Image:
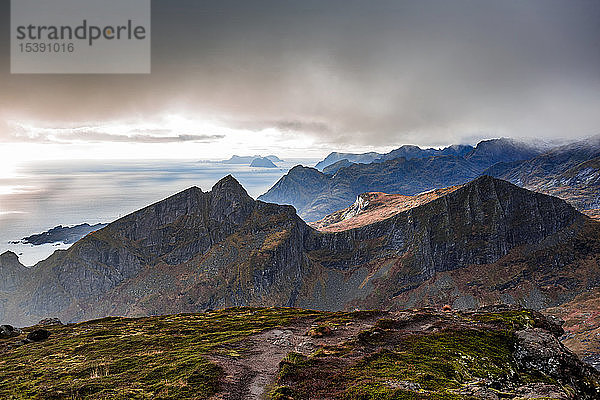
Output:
[
  {"xmin": 26, "ymin": 329, "xmax": 51, "ymax": 342},
  {"xmin": 37, "ymin": 318, "xmax": 63, "ymax": 326},
  {"xmin": 0, "ymin": 324, "xmax": 22, "ymax": 338}
]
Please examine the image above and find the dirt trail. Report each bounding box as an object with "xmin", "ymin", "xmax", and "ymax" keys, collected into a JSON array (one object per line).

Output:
[{"xmin": 209, "ymin": 315, "xmax": 382, "ymax": 400}]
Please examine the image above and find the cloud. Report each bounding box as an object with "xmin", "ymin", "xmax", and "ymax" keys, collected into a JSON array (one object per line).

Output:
[
  {"xmin": 1, "ymin": 121, "xmax": 225, "ymax": 144},
  {"xmin": 0, "ymin": 0, "xmax": 599, "ymax": 150},
  {"xmin": 55, "ymin": 131, "xmax": 225, "ymax": 144}
]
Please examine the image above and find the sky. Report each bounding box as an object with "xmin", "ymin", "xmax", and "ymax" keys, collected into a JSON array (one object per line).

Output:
[{"xmin": 1, "ymin": 0, "xmax": 600, "ymax": 164}]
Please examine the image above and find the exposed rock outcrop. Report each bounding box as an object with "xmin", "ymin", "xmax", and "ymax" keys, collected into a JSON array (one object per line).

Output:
[{"xmin": 0, "ymin": 324, "xmax": 21, "ymax": 338}]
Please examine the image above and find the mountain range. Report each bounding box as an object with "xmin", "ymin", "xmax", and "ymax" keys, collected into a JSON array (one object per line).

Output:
[
  {"xmin": 486, "ymin": 136, "xmax": 600, "ymax": 215},
  {"xmin": 260, "ymin": 137, "xmax": 600, "ymax": 221},
  {"xmin": 313, "ymin": 139, "xmax": 540, "ymax": 172},
  {"xmin": 2, "ymin": 174, "xmax": 599, "ymax": 330},
  {"xmin": 2, "ymin": 135, "xmax": 600, "ymax": 387}
]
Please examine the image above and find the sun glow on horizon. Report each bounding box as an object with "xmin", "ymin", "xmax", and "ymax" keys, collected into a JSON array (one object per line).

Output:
[{"xmin": 1, "ymin": 113, "xmax": 358, "ymax": 165}]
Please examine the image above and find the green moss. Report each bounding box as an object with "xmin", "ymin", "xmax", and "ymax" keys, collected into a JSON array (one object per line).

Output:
[
  {"xmin": 272, "ymin": 325, "xmax": 542, "ymax": 399},
  {"xmin": 278, "ymin": 352, "xmax": 313, "ymax": 380},
  {"xmin": 0, "ymin": 307, "xmax": 320, "ymax": 400},
  {"xmin": 468, "ymin": 310, "xmax": 535, "ymax": 330},
  {"xmin": 359, "ymin": 329, "xmax": 515, "ymax": 388},
  {"xmin": 344, "ymin": 384, "xmax": 465, "ymax": 400},
  {"xmin": 270, "ymin": 385, "xmax": 296, "ymax": 400}
]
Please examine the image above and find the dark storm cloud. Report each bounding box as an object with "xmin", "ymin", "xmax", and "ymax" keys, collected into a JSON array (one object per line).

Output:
[{"xmin": 1, "ymin": 0, "xmax": 599, "ymax": 147}]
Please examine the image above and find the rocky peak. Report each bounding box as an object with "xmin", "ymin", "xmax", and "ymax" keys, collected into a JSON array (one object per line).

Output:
[
  {"xmin": 0, "ymin": 251, "xmax": 27, "ymax": 292},
  {"xmin": 209, "ymin": 175, "xmax": 255, "ymax": 225},
  {"xmin": 287, "ymin": 165, "xmax": 322, "ymax": 176},
  {"xmin": 0, "ymin": 251, "xmax": 20, "ymax": 265},
  {"xmin": 343, "ymin": 193, "xmax": 371, "ymax": 220},
  {"xmin": 211, "ymin": 175, "xmax": 250, "ymax": 199}
]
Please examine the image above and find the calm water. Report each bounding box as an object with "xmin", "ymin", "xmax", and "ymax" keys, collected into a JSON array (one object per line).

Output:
[{"xmin": 0, "ymin": 158, "xmax": 316, "ymax": 266}]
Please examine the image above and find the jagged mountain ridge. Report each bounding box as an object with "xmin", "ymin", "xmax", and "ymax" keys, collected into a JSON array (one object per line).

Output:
[
  {"xmin": 261, "ymin": 155, "xmax": 482, "ymax": 221},
  {"xmin": 261, "ymin": 137, "xmax": 593, "ymax": 221},
  {"xmin": 486, "ymin": 136, "xmax": 600, "ymax": 216},
  {"xmin": 0, "ymin": 176, "xmax": 310, "ymax": 324},
  {"xmin": 315, "ymin": 143, "xmax": 477, "ymax": 171},
  {"xmin": 1, "ymin": 175, "xmax": 598, "ymax": 327}
]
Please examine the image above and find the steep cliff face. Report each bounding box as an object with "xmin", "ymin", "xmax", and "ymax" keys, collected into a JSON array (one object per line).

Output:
[
  {"xmin": 0, "ymin": 252, "xmax": 29, "ymax": 322},
  {"xmin": 297, "ymin": 176, "xmax": 588, "ymax": 310},
  {"xmin": 2, "ymin": 175, "xmax": 598, "ymax": 327}
]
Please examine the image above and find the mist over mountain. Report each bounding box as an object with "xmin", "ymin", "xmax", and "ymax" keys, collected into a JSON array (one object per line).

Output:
[
  {"xmin": 486, "ymin": 136, "xmax": 600, "ymax": 214},
  {"xmin": 250, "ymin": 157, "xmax": 278, "ymax": 168},
  {"xmin": 315, "ymin": 152, "xmax": 382, "ymax": 171}
]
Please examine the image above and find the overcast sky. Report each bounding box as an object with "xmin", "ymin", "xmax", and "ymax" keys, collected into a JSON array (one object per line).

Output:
[{"xmin": 1, "ymin": 0, "xmax": 599, "ymax": 161}]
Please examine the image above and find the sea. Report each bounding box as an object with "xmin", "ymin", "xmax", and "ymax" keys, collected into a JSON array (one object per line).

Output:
[{"xmin": 0, "ymin": 158, "xmax": 317, "ymax": 266}]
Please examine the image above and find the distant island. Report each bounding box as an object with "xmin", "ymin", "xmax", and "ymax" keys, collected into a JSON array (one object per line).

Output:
[
  {"xmin": 11, "ymin": 223, "xmax": 107, "ymax": 246},
  {"xmin": 250, "ymin": 157, "xmax": 277, "ymax": 168},
  {"xmin": 220, "ymin": 154, "xmax": 283, "ymax": 165}
]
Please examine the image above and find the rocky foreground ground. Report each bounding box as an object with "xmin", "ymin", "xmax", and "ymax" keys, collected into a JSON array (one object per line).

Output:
[{"xmin": 0, "ymin": 306, "xmax": 598, "ymax": 399}]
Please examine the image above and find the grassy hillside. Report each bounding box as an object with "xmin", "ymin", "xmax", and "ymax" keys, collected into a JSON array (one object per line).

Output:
[{"xmin": 1, "ymin": 307, "xmax": 598, "ymax": 399}]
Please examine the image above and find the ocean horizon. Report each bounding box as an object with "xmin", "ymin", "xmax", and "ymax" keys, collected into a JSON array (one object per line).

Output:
[{"xmin": 0, "ymin": 158, "xmax": 317, "ymax": 266}]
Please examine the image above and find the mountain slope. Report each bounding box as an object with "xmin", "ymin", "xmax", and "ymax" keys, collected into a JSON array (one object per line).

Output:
[
  {"xmin": 2, "ymin": 176, "xmax": 599, "ymax": 329},
  {"xmin": 3, "ymin": 176, "xmax": 311, "ymax": 325},
  {"xmin": 322, "ymin": 159, "xmax": 355, "ymax": 175},
  {"xmin": 297, "ymin": 176, "xmax": 590, "ymax": 310},
  {"xmin": 258, "ymin": 165, "xmax": 331, "ymax": 215},
  {"xmin": 547, "ymin": 288, "xmax": 600, "ymax": 371},
  {"xmin": 486, "ymin": 136, "xmax": 600, "ymax": 216},
  {"xmin": 464, "ymin": 138, "xmax": 543, "ymax": 170},
  {"xmin": 376, "ymin": 143, "xmax": 474, "ymax": 163},
  {"xmin": 309, "ymin": 186, "xmax": 462, "ymax": 232},
  {"xmin": 0, "ymin": 251, "xmax": 28, "ymax": 292},
  {"xmin": 315, "ymin": 144, "xmax": 475, "ymax": 171}
]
